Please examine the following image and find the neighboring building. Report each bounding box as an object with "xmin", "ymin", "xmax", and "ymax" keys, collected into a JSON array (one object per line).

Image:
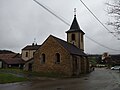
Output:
[
  {"xmin": 0, "ymin": 53, "xmax": 25, "ymax": 69},
  {"xmin": 88, "ymin": 54, "xmax": 101, "ymax": 66},
  {"xmin": 21, "ymin": 43, "xmax": 41, "ymax": 61},
  {"xmin": 102, "ymin": 52, "xmax": 110, "ymax": 61},
  {"xmin": 24, "ymin": 58, "xmax": 34, "ymax": 71},
  {"xmin": 101, "ymin": 52, "xmax": 120, "ymax": 68},
  {"xmin": 102, "ymin": 52, "xmax": 112, "ymax": 65},
  {"xmin": 33, "ymin": 13, "xmax": 89, "ymax": 76},
  {"xmin": 21, "ymin": 43, "xmax": 41, "ymax": 71},
  {"xmin": 111, "ymin": 54, "xmax": 120, "ymax": 65},
  {"xmin": 88, "ymin": 53, "xmax": 120, "ymax": 68}
]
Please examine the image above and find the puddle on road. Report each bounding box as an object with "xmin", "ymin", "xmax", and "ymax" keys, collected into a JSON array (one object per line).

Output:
[
  {"xmin": 84, "ymin": 78, "xmax": 88, "ymax": 80},
  {"xmin": 56, "ymin": 87, "xmax": 62, "ymax": 90}
]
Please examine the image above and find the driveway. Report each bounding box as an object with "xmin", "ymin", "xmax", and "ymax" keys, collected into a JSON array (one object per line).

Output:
[{"xmin": 0, "ymin": 68, "xmax": 120, "ymax": 90}]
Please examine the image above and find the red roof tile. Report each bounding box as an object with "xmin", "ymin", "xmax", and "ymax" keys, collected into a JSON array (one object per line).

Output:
[
  {"xmin": 1, "ymin": 58, "xmax": 25, "ymax": 64},
  {"xmin": 0, "ymin": 54, "xmax": 17, "ymax": 59},
  {"xmin": 0, "ymin": 53, "xmax": 24, "ymax": 64}
]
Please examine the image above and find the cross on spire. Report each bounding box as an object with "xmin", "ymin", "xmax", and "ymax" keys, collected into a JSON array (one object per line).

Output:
[
  {"xmin": 33, "ymin": 38, "xmax": 37, "ymax": 45},
  {"xmin": 74, "ymin": 8, "xmax": 76, "ymax": 17}
]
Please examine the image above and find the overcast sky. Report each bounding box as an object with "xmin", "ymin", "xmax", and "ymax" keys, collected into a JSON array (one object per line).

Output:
[{"xmin": 0, "ymin": 0, "xmax": 120, "ymax": 54}]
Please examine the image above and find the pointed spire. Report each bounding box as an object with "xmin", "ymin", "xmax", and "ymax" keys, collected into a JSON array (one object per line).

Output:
[
  {"xmin": 70, "ymin": 8, "xmax": 80, "ymax": 30},
  {"xmin": 70, "ymin": 15, "xmax": 80, "ymax": 30},
  {"xmin": 66, "ymin": 8, "xmax": 85, "ymax": 34}
]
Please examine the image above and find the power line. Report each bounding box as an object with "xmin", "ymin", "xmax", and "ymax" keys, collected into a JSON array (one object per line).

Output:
[
  {"xmin": 79, "ymin": 0, "xmax": 117, "ymax": 38},
  {"xmin": 33, "ymin": 0, "xmax": 70, "ymax": 26},
  {"xmin": 86, "ymin": 36, "xmax": 120, "ymax": 51},
  {"xmin": 33, "ymin": 0, "xmax": 120, "ymax": 51}
]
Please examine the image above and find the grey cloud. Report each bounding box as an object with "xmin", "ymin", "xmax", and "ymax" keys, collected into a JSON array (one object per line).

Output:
[{"xmin": 0, "ymin": 0, "xmax": 119, "ymax": 54}]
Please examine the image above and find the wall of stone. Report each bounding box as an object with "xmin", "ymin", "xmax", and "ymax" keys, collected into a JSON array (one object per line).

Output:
[{"xmin": 33, "ymin": 36, "xmax": 73, "ymax": 76}]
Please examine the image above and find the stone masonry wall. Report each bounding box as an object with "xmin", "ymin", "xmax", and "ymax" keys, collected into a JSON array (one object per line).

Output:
[{"xmin": 33, "ymin": 36, "xmax": 73, "ymax": 76}]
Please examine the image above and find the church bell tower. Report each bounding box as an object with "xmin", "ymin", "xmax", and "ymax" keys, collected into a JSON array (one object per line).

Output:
[{"xmin": 66, "ymin": 8, "xmax": 85, "ymax": 51}]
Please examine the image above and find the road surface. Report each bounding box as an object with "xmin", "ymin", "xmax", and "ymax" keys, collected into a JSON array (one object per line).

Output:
[{"xmin": 0, "ymin": 68, "xmax": 120, "ymax": 90}]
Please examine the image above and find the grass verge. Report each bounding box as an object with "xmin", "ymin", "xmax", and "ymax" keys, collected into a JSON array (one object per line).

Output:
[
  {"xmin": 0, "ymin": 73, "xmax": 28, "ymax": 84},
  {"xmin": 0, "ymin": 68, "xmax": 69, "ymax": 84}
]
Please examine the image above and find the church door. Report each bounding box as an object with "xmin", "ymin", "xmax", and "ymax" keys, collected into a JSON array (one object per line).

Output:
[{"xmin": 72, "ymin": 56, "xmax": 78, "ymax": 75}]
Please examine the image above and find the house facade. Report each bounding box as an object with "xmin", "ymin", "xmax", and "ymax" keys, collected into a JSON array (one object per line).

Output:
[
  {"xmin": 21, "ymin": 43, "xmax": 40, "ymax": 61},
  {"xmin": 21, "ymin": 43, "xmax": 40, "ymax": 70},
  {"xmin": 33, "ymin": 14, "xmax": 89, "ymax": 76}
]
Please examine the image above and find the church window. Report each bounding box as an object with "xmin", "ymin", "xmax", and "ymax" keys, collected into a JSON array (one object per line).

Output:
[
  {"xmin": 71, "ymin": 34, "xmax": 75, "ymax": 41},
  {"xmin": 41, "ymin": 54, "xmax": 45, "ymax": 64},
  {"xmin": 55, "ymin": 53, "xmax": 60, "ymax": 64}
]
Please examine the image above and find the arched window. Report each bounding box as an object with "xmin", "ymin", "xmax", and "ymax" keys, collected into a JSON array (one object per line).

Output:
[
  {"xmin": 71, "ymin": 34, "xmax": 75, "ymax": 41},
  {"xmin": 41, "ymin": 54, "xmax": 45, "ymax": 64},
  {"xmin": 55, "ymin": 53, "xmax": 60, "ymax": 64}
]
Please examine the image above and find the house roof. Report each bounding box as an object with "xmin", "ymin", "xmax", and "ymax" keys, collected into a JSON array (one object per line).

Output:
[
  {"xmin": 0, "ymin": 53, "xmax": 25, "ymax": 64},
  {"xmin": 0, "ymin": 54, "xmax": 17, "ymax": 59},
  {"xmin": 66, "ymin": 15, "xmax": 85, "ymax": 34},
  {"xmin": 12, "ymin": 53, "xmax": 21, "ymax": 58},
  {"xmin": 51, "ymin": 35, "xmax": 87, "ymax": 56},
  {"xmin": 22, "ymin": 44, "xmax": 41, "ymax": 50},
  {"xmin": 0, "ymin": 58, "xmax": 25, "ymax": 64},
  {"xmin": 111, "ymin": 55, "xmax": 120, "ymax": 61},
  {"xmin": 25, "ymin": 58, "xmax": 34, "ymax": 63}
]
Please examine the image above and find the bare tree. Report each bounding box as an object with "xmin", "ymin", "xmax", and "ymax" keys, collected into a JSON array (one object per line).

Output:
[{"xmin": 106, "ymin": 1, "xmax": 120, "ymax": 35}]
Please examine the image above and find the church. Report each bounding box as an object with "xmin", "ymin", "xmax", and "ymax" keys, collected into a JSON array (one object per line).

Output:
[{"xmin": 33, "ymin": 12, "xmax": 89, "ymax": 76}]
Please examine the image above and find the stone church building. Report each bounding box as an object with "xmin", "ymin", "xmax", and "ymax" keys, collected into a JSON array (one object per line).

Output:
[{"xmin": 33, "ymin": 14, "xmax": 89, "ymax": 76}]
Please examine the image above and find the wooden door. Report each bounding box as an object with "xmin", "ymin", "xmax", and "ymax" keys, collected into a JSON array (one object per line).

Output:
[{"xmin": 73, "ymin": 56, "xmax": 78, "ymax": 75}]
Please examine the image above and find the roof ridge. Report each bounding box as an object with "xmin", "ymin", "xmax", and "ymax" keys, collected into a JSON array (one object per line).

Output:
[
  {"xmin": 22, "ymin": 44, "xmax": 41, "ymax": 50},
  {"xmin": 51, "ymin": 35, "xmax": 83, "ymax": 49},
  {"xmin": 50, "ymin": 35, "xmax": 86, "ymax": 56}
]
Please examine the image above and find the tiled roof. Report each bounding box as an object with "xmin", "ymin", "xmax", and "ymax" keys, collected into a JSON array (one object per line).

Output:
[
  {"xmin": 51, "ymin": 35, "xmax": 87, "ymax": 56},
  {"xmin": 0, "ymin": 53, "xmax": 25, "ymax": 64},
  {"xmin": 66, "ymin": 16, "xmax": 85, "ymax": 34},
  {"xmin": 0, "ymin": 58, "xmax": 25, "ymax": 64},
  {"xmin": 12, "ymin": 53, "xmax": 21, "ymax": 58},
  {"xmin": 25, "ymin": 58, "xmax": 34, "ymax": 63},
  {"xmin": 22, "ymin": 45, "xmax": 41, "ymax": 50},
  {"xmin": 0, "ymin": 54, "xmax": 17, "ymax": 59},
  {"xmin": 111, "ymin": 55, "xmax": 120, "ymax": 61}
]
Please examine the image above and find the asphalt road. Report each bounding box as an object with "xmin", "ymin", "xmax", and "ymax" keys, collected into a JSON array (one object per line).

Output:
[{"xmin": 0, "ymin": 68, "xmax": 120, "ymax": 90}]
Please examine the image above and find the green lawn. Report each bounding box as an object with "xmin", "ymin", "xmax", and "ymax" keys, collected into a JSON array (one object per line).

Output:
[
  {"xmin": 0, "ymin": 68, "xmax": 66, "ymax": 78},
  {"xmin": 0, "ymin": 68, "xmax": 66, "ymax": 84},
  {"xmin": 0, "ymin": 73, "xmax": 28, "ymax": 84}
]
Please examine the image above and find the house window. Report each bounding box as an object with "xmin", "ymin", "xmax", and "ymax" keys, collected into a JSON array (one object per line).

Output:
[
  {"xmin": 81, "ymin": 35, "xmax": 83, "ymax": 42},
  {"xmin": 71, "ymin": 34, "xmax": 75, "ymax": 41},
  {"xmin": 33, "ymin": 52, "xmax": 35, "ymax": 56},
  {"xmin": 55, "ymin": 53, "xmax": 60, "ymax": 64},
  {"xmin": 26, "ymin": 52, "xmax": 28, "ymax": 57},
  {"xmin": 41, "ymin": 54, "xmax": 45, "ymax": 64}
]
